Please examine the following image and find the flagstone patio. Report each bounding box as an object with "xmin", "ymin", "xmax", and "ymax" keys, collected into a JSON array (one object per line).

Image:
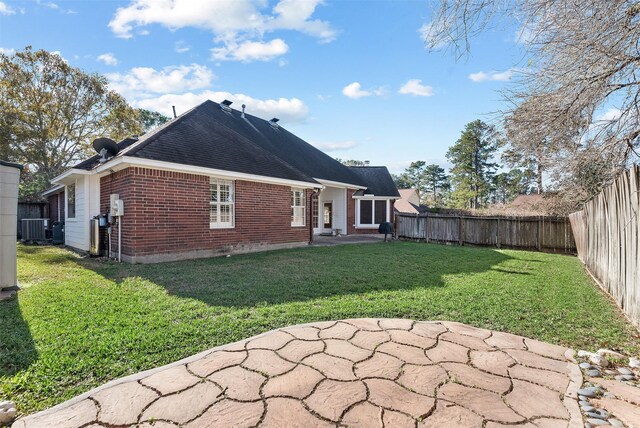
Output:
[{"xmin": 12, "ymin": 319, "xmax": 588, "ymax": 427}]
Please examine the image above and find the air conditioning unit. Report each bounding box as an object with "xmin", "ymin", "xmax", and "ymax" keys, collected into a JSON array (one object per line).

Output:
[{"xmin": 21, "ymin": 218, "xmax": 49, "ymax": 241}]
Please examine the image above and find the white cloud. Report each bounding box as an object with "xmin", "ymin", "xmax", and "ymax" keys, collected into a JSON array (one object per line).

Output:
[
  {"xmin": 175, "ymin": 41, "xmax": 190, "ymax": 53},
  {"xmin": 134, "ymin": 91, "xmax": 309, "ymax": 124},
  {"xmin": 514, "ymin": 22, "xmax": 538, "ymax": 45},
  {"xmin": 37, "ymin": 0, "xmax": 59, "ymax": 9},
  {"xmin": 0, "ymin": 47, "xmax": 15, "ymax": 55},
  {"xmin": 418, "ymin": 22, "xmax": 447, "ymax": 50},
  {"xmin": 469, "ymin": 69, "xmax": 516, "ymax": 83},
  {"xmin": 399, "ymin": 79, "xmax": 434, "ymax": 97},
  {"xmin": 107, "ymin": 64, "xmax": 215, "ymax": 98},
  {"xmin": 342, "ymin": 82, "xmax": 370, "ymax": 99},
  {"xmin": 310, "ymin": 141, "xmax": 358, "ymax": 152},
  {"xmin": 0, "ymin": 1, "xmax": 15, "ymax": 15},
  {"xmin": 342, "ymin": 82, "xmax": 387, "ymax": 99},
  {"xmin": 212, "ymin": 39, "xmax": 289, "ymax": 62},
  {"xmin": 597, "ymin": 108, "xmax": 622, "ymax": 122},
  {"xmin": 97, "ymin": 53, "xmax": 118, "ymax": 66},
  {"xmin": 108, "ymin": 0, "xmax": 335, "ymax": 61}
]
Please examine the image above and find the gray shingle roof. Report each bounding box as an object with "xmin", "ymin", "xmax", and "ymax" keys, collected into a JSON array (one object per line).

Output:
[
  {"xmin": 348, "ymin": 166, "xmax": 400, "ymax": 197},
  {"xmin": 73, "ymin": 100, "xmax": 368, "ymax": 187}
]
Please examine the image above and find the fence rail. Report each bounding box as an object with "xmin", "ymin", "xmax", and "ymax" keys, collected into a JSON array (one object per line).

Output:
[
  {"xmin": 569, "ymin": 165, "xmax": 640, "ymax": 328},
  {"xmin": 396, "ymin": 213, "xmax": 576, "ymax": 253}
]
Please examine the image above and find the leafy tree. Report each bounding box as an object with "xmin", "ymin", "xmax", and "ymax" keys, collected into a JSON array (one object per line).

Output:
[
  {"xmin": 391, "ymin": 173, "xmax": 412, "ymax": 190},
  {"xmin": 423, "ymin": 164, "xmax": 449, "ymax": 206},
  {"xmin": 138, "ymin": 109, "xmax": 170, "ymax": 133},
  {"xmin": 446, "ymin": 120, "xmax": 499, "ymax": 209},
  {"xmin": 400, "ymin": 161, "xmax": 429, "ymax": 199},
  {"xmin": 424, "ymin": 0, "xmax": 640, "ymax": 209},
  {"xmin": 0, "ymin": 47, "xmax": 142, "ymax": 199},
  {"xmin": 392, "ymin": 162, "xmax": 450, "ymax": 206},
  {"xmin": 490, "ymin": 168, "xmax": 534, "ymax": 205}
]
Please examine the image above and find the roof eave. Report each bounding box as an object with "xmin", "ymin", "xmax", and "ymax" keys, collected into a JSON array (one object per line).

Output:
[
  {"xmin": 51, "ymin": 168, "xmax": 93, "ymax": 185},
  {"xmin": 315, "ymin": 178, "xmax": 367, "ymax": 190},
  {"xmin": 96, "ymin": 157, "xmax": 321, "ymax": 189},
  {"xmin": 41, "ymin": 184, "xmax": 64, "ymax": 197}
]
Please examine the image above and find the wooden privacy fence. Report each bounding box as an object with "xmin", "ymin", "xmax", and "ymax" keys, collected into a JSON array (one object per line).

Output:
[
  {"xmin": 569, "ymin": 165, "xmax": 640, "ymax": 328},
  {"xmin": 396, "ymin": 213, "xmax": 576, "ymax": 253},
  {"xmin": 17, "ymin": 202, "xmax": 48, "ymax": 239}
]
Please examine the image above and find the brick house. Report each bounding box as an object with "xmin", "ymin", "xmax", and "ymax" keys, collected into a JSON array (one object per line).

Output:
[
  {"xmin": 42, "ymin": 184, "xmax": 65, "ymax": 223},
  {"xmin": 48, "ymin": 100, "xmax": 399, "ymax": 263}
]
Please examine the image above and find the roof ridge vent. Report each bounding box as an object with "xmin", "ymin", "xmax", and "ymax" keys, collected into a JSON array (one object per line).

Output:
[
  {"xmin": 269, "ymin": 117, "xmax": 280, "ymax": 129},
  {"xmin": 221, "ymin": 99, "xmax": 233, "ymax": 112}
]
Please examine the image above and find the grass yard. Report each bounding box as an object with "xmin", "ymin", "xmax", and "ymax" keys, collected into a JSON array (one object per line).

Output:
[{"xmin": 2, "ymin": 242, "xmax": 639, "ymax": 416}]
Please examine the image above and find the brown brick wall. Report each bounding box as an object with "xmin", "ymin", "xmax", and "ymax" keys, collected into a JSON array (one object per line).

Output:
[{"xmin": 100, "ymin": 167, "xmax": 312, "ymax": 260}]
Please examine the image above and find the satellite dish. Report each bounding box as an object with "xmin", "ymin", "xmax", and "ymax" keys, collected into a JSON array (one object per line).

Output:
[{"xmin": 92, "ymin": 138, "xmax": 119, "ymax": 163}]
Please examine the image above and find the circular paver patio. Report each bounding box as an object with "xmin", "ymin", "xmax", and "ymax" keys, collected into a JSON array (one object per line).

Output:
[{"xmin": 12, "ymin": 319, "xmax": 584, "ymax": 427}]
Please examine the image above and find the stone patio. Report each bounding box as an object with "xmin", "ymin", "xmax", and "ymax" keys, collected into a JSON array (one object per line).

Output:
[{"xmin": 12, "ymin": 319, "xmax": 589, "ymax": 427}]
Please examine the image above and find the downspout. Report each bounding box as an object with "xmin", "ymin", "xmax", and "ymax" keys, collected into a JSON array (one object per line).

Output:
[{"xmin": 118, "ymin": 216, "xmax": 122, "ymax": 263}]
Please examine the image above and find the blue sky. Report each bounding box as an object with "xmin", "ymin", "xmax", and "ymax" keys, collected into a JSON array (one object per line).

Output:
[{"xmin": 0, "ymin": 0, "xmax": 526, "ymax": 173}]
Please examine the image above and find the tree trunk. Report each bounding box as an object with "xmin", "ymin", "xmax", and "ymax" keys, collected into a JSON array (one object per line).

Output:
[{"xmin": 537, "ymin": 157, "xmax": 543, "ymax": 194}]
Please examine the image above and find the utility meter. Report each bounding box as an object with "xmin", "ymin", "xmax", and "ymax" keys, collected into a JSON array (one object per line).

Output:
[{"xmin": 110, "ymin": 194, "xmax": 124, "ymax": 217}]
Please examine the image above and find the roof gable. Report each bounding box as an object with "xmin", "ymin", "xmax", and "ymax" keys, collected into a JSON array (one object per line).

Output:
[
  {"xmin": 73, "ymin": 100, "xmax": 366, "ymax": 188},
  {"xmin": 349, "ymin": 166, "xmax": 400, "ymax": 197}
]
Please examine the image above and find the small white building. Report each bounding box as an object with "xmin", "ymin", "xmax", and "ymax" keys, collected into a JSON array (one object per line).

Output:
[{"xmin": 0, "ymin": 160, "xmax": 22, "ymax": 290}]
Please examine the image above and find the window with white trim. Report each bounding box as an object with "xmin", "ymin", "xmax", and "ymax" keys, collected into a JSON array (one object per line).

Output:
[
  {"xmin": 210, "ymin": 178, "xmax": 234, "ymax": 228},
  {"xmin": 291, "ymin": 188, "xmax": 306, "ymax": 226},
  {"xmin": 357, "ymin": 199, "xmax": 388, "ymax": 227},
  {"xmin": 66, "ymin": 182, "xmax": 76, "ymax": 219}
]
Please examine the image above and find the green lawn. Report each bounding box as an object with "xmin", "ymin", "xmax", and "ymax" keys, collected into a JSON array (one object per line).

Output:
[{"xmin": 2, "ymin": 242, "xmax": 639, "ymax": 416}]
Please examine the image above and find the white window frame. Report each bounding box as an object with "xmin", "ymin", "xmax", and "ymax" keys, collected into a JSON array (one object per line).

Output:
[
  {"xmin": 66, "ymin": 181, "xmax": 77, "ymax": 221},
  {"xmin": 355, "ymin": 198, "xmax": 390, "ymax": 228},
  {"xmin": 291, "ymin": 188, "xmax": 306, "ymax": 227},
  {"xmin": 210, "ymin": 178, "xmax": 234, "ymax": 229}
]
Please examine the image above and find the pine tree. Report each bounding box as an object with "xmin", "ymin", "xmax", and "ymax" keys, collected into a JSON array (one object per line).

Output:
[{"xmin": 446, "ymin": 120, "xmax": 499, "ymax": 209}]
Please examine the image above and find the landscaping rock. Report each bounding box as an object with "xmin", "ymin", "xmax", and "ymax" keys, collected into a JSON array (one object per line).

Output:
[
  {"xmin": 588, "ymin": 369, "xmax": 602, "ymax": 377},
  {"xmin": 585, "ymin": 411, "xmax": 606, "ymax": 420},
  {"xmin": 590, "ymin": 354, "xmax": 610, "ymax": 367},
  {"xmin": 597, "ymin": 349, "xmax": 625, "ymax": 358},
  {"xmin": 615, "ymin": 374, "xmax": 634, "ymax": 382},
  {"xmin": 618, "ymin": 367, "xmax": 633, "ymax": 376},
  {"xmin": 629, "ymin": 357, "xmax": 640, "ymax": 369},
  {"xmin": 581, "ymin": 404, "xmax": 595, "ymax": 412},
  {"xmin": 603, "ymin": 392, "xmax": 617, "ymax": 399},
  {"xmin": 580, "ymin": 362, "xmax": 593, "ymax": 369},
  {"xmin": 586, "ymin": 418, "xmax": 609, "ymax": 425},
  {"xmin": 578, "ymin": 387, "xmax": 600, "ymax": 397},
  {"xmin": 579, "ymin": 350, "xmax": 596, "ymax": 358},
  {"xmin": 0, "ymin": 401, "xmax": 16, "ymax": 425},
  {"xmin": 608, "ymin": 418, "xmax": 624, "ymax": 427}
]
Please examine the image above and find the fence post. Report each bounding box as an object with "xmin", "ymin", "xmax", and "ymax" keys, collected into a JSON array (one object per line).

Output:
[
  {"xmin": 496, "ymin": 218, "xmax": 501, "ymax": 249},
  {"xmin": 536, "ymin": 217, "xmax": 542, "ymax": 251},
  {"xmin": 458, "ymin": 216, "xmax": 463, "ymax": 246}
]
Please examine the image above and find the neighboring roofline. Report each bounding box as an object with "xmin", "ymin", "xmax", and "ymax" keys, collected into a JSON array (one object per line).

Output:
[
  {"xmin": 95, "ymin": 156, "xmax": 322, "ymax": 189},
  {"xmin": 51, "ymin": 168, "xmax": 92, "ymax": 184},
  {"xmin": 41, "ymin": 184, "xmax": 64, "ymax": 197},
  {"xmin": 315, "ymin": 178, "xmax": 367, "ymax": 190}
]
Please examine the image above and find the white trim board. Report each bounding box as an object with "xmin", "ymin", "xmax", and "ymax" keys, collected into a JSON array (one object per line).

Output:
[{"xmin": 53, "ymin": 157, "xmax": 321, "ymax": 190}]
